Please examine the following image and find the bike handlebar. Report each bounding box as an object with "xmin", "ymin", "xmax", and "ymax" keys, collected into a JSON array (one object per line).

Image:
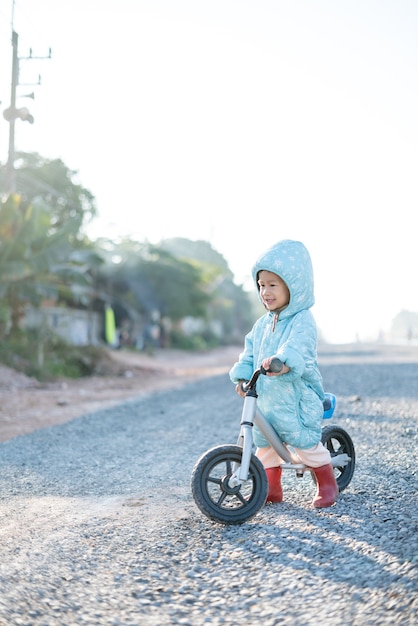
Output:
[
  {"xmin": 241, "ymin": 357, "xmax": 284, "ymax": 392},
  {"xmin": 260, "ymin": 357, "xmax": 284, "ymax": 375}
]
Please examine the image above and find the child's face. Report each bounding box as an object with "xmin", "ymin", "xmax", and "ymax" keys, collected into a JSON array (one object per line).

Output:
[{"xmin": 257, "ymin": 270, "xmax": 290, "ymax": 311}]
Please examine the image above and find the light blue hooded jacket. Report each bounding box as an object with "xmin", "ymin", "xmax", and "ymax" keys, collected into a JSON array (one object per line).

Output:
[{"xmin": 229, "ymin": 240, "xmax": 324, "ymax": 450}]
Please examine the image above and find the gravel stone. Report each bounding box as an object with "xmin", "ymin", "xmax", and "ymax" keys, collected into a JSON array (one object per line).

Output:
[{"xmin": 1, "ymin": 346, "xmax": 417, "ymax": 625}]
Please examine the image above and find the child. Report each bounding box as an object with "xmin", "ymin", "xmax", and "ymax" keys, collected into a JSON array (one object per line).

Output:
[{"xmin": 229, "ymin": 239, "xmax": 338, "ymax": 508}]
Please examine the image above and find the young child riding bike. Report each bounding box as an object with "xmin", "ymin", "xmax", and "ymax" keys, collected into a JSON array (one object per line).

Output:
[{"xmin": 229, "ymin": 239, "xmax": 338, "ymax": 508}]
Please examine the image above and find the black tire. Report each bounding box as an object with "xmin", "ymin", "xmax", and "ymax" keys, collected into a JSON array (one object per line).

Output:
[
  {"xmin": 191, "ymin": 444, "xmax": 268, "ymax": 524},
  {"xmin": 321, "ymin": 424, "xmax": 355, "ymax": 491}
]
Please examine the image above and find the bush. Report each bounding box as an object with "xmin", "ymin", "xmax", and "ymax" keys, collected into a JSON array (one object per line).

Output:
[
  {"xmin": 169, "ymin": 329, "xmax": 217, "ymax": 351},
  {"xmin": 0, "ymin": 330, "xmax": 114, "ymax": 381}
]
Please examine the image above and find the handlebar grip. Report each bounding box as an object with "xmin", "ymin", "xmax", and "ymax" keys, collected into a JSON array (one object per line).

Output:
[{"xmin": 260, "ymin": 357, "xmax": 284, "ymax": 375}]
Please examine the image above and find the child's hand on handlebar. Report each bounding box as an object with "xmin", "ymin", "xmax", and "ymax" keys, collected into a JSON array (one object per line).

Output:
[
  {"xmin": 261, "ymin": 356, "xmax": 290, "ymax": 376},
  {"xmin": 235, "ymin": 381, "xmax": 247, "ymax": 398}
]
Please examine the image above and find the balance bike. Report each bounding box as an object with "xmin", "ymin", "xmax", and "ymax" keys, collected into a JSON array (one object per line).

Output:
[{"xmin": 191, "ymin": 358, "xmax": 355, "ymax": 524}]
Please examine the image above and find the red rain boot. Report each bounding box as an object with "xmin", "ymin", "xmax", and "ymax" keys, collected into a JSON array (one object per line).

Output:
[
  {"xmin": 311, "ymin": 464, "xmax": 339, "ymax": 508},
  {"xmin": 265, "ymin": 466, "xmax": 283, "ymax": 503}
]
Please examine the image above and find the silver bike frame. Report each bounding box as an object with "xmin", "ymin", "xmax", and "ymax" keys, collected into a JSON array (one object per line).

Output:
[{"xmin": 229, "ymin": 393, "xmax": 351, "ymax": 487}]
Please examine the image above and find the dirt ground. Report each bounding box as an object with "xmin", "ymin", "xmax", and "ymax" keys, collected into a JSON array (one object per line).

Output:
[
  {"xmin": 0, "ymin": 345, "xmax": 242, "ymax": 442},
  {"xmin": 2, "ymin": 341, "xmax": 418, "ymax": 443}
]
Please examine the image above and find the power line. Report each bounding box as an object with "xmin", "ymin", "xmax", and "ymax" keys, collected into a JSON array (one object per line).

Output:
[{"xmin": 3, "ymin": 25, "xmax": 51, "ymax": 192}]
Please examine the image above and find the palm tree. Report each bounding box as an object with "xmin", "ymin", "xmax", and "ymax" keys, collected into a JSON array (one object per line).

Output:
[{"xmin": 0, "ymin": 194, "xmax": 99, "ymax": 335}]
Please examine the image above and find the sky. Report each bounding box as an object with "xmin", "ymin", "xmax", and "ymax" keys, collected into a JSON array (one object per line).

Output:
[{"xmin": 0, "ymin": 0, "xmax": 417, "ymax": 344}]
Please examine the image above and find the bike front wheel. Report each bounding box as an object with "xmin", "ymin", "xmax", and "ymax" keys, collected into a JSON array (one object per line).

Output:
[{"xmin": 191, "ymin": 444, "xmax": 268, "ymax": 525}]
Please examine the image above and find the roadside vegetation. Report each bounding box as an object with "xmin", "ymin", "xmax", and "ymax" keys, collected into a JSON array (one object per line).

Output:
[
  {"xmin": 0, "ymin": 330, "xmax": 113, "ymax": 381},
  {"xmin": 1, "ymin": 152, "xmax": 416, "ymax": 381},
  {"xmin": 0, "ymin": 152, "xmax": 257, "ymax": 380}
]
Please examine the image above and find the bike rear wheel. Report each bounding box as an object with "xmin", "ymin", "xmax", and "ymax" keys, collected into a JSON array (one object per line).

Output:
[
  {"xmin": 321, "ymin": 424, "xmax": 355, "ymax": 491},
  {"xmin": 191, "ymin": 444, "xmax": 268, "ymax": 524}
]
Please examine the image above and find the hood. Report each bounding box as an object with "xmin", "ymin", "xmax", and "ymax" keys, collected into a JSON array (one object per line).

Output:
[{"xmin": 252, "ymin": 240, "xmax": 315, "ymax": 318}]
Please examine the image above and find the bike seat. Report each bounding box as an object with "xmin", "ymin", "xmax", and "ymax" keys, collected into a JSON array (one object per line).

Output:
[{"xmin": 323, "ymin": 392, "xmax": 336, "ymax": 419}]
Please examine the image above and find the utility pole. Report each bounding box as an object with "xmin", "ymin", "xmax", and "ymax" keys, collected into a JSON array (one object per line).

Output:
[
  {"xmin": 5, "ymin": 30, "xmax": 18, "ymax": 193},
  {"xmin": 3, "ymin": 28, "xmax": 51, "ymax": 193}
]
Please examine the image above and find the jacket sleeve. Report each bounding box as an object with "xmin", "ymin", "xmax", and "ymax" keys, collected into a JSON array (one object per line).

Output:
[
  {"xmin": 229, "ymin": 326, "xmax": 256, "ymax": 383},
  {"xmin": 275, "ymin": 311, "xmax": 319, "ymax": 382}
]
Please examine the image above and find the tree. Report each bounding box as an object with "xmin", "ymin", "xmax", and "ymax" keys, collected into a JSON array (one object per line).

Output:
[
  {"xmin": 390, "ymin": 310, "xmax": 418, "ymax": 341},
  {"xmin": 0, "ymin": 151, "xmax": 97, "ymax": 229},
  {"xmin": 97, "ymin": 240, "xmax": 210, "ymax": 322},
  {"xmin": 160, "ymin": 237, "xmax": 232, "ymax": 274},
  {"xmin": 0, "ymin": 194, "xmax": 99, "ymax": 334},
  {"xmin": 159, "ymin": 237, "xmax": 256, "ymax": 341}
]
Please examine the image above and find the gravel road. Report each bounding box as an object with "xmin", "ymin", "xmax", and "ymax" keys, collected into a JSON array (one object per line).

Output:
[{"xmin": 0, "ymin": 344, "xmax": 417, "ymax": 625}]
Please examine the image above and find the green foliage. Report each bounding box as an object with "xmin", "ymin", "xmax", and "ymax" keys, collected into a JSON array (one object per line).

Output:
[
  {"xmin": 169, "ymin": 325, "xmax": 220, "ymax": 350},
  {"xmin": 94, "ymin": 236, "xmax": 257, "ymax": 348},
  {"xmin": 159, "ymin": 237, "xmax": 256, "ymax": 341},
  {"xmin": 139, "ymin": 245, "xmax": 210, "ymax": 320},
  {"xmin": 96, "ymin": 240, "xmax": 211, "ymax": 321},
  {"xmin": 0, "ymin": 194, "xmax": 100, "ymax": 332},
  {"xmin": 0, "ymin": 151, "xmax": 257, "ymax": 374},
  {"xmin": 0, "ymin": 329, "xmax": 112, "ymax": 381},
  {"xmin": 0, "ymin": 151, "xmax": 97, "ymax": 228},
  {"xmin": 160, "ymin": 237, "xmax": 232, "ymax": 275}
]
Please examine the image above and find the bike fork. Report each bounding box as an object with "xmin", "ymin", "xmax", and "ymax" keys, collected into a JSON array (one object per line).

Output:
[
  {"xmin": 230, "ymin": 395, "xmax": 257, "ymax": 485},
  {"xmin": 232, "ymin": 400, "xmax": 307, "ymax": 487}
]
